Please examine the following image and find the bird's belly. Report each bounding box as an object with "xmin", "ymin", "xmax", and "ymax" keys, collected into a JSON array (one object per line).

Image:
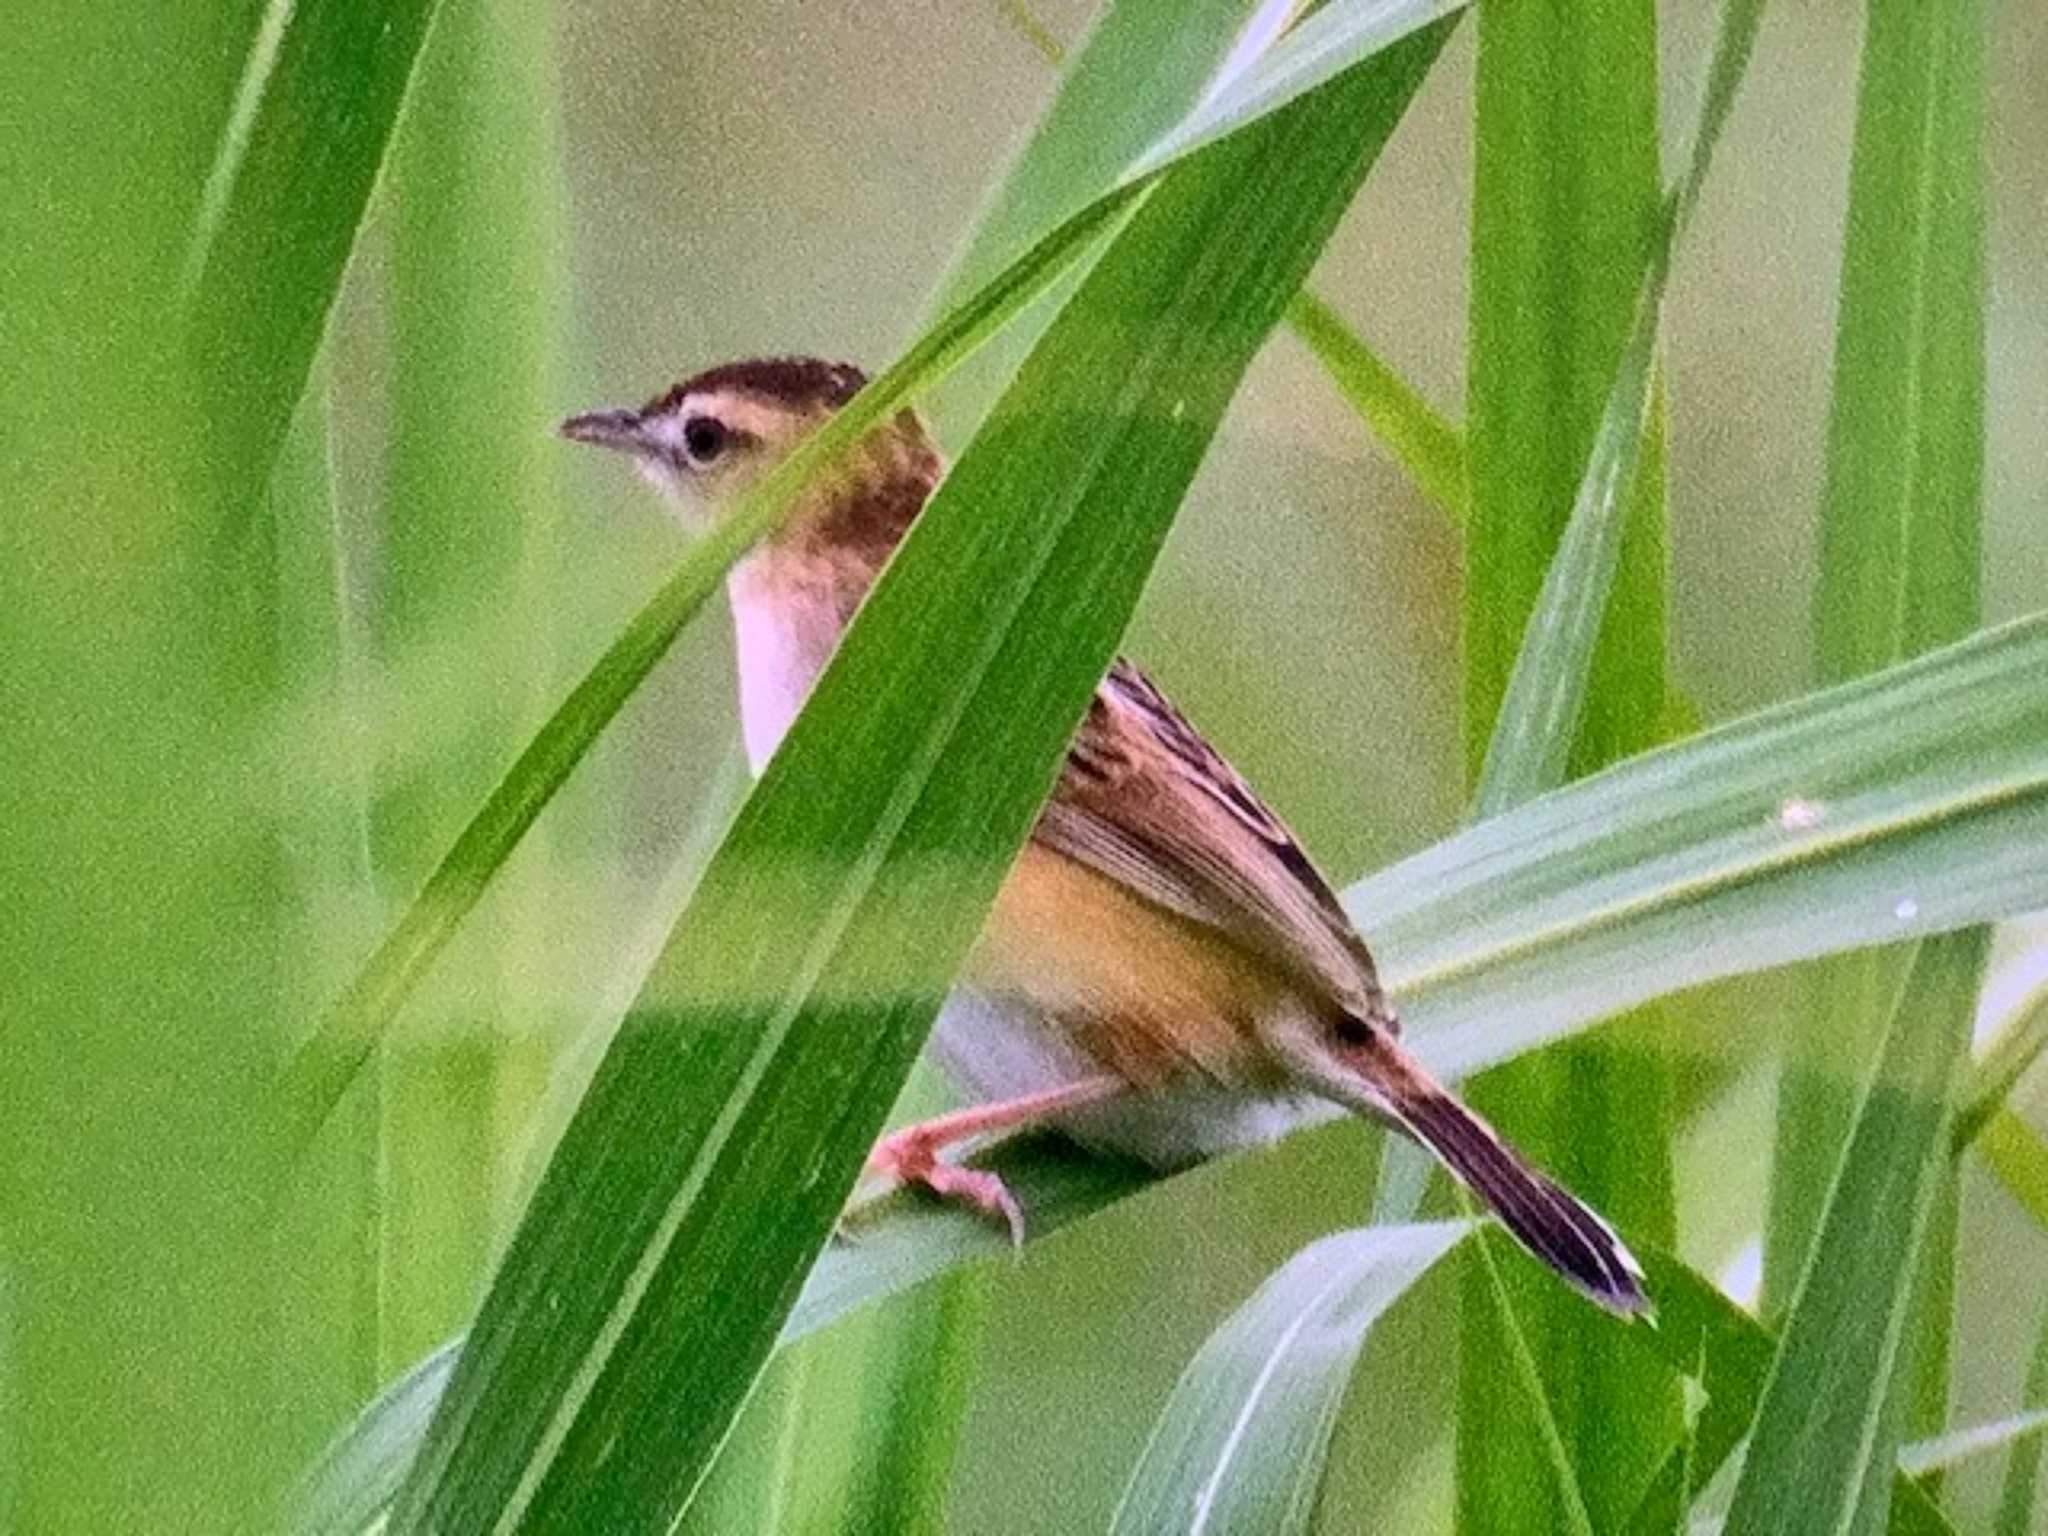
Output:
[{"xmin": 933, "ymin": 841, "xmax": 1326, "ymax": 1167}]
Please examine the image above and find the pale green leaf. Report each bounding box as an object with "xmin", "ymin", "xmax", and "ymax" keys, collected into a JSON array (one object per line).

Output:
[{"xmin": 1109, "ymin": 1223, "xmax": 1472, "ymax": 1536}]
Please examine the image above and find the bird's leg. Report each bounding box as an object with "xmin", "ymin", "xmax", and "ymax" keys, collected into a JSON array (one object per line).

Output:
[{"xmin": 863, "ymin": 1075, "xmax": 1126, "ymax": 1244}]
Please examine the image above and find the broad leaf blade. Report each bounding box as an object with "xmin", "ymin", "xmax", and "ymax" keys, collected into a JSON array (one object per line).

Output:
[
  {"xmin": 1355, "ymin": 614, "xmax": 2048, "ymax": 1076},
  {"xmin": 1109, "ymin": 1223, "xmax": 1472, "ymax": 1536},
  {"xmin": 386, "ymin": 29, "xmax": 1454, "ymax": 1534}
]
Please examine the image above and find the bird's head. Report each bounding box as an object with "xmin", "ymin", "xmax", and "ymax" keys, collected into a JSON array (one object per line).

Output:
[{"xmin": 560, "ymin": 356, "xmax": 939, "ymax": 558}]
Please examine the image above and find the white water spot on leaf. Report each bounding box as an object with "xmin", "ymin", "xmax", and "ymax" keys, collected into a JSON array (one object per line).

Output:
[
  {"xmin": 1717, "ymin": 1236, "xmax": 1762, "ymax": 1310},
  {"xmin": 1774, "ymin": 796, "xmax": 1827, "ymax": 832},
  {"xmin": 1895, "ymin": 896, "xmax": 1920, "ymax": 922}
]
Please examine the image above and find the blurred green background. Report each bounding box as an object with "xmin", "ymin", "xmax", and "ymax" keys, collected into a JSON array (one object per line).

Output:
[{"xmin": 4, "ymin": 0, "xmax": 2045, "ymax": 1530}]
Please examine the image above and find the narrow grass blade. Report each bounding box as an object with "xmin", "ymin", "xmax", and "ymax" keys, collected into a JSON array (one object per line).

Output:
[
  {"xmin": 270, "ymin": 358, "xmax": 385, "ymax": 1463},
  {"xmin": 1454, "ymin": 0, "xmax": 1767, "ymax": 1521},
  {"xmin": 933, "ymin": 0, "xmax": 1251, "ymax": 436},
  {"xmin": 366, "ymin": 0, "xmax": 570, "ymax": 1376},
  {"xmin": 1109, "ymin": 1223, "xmax": 1472, "ymax": 1536},
  {"xmin": 1283, "ymin": 289, "xmax": 1468, "ymax": 523},
  {"xmin": 1724, "ymin": 929, "xmax": 1988, "ymax": 1536},
  {"xmin": 1618, "ymin": 1250, "xmax": 1959, "ymax": 1536},
  {"xmin": 1130, "ymin": 0, "xmax": 1466, "ymax": 176},
  {"xmin": 285, "ymin": 0, "xmax": 1470, "ymax": 1155},
  {"xmin": 385, "ymin": 32, "xmax": 1454, "ymax": 1535},
  {"xmin": 181, "ymin": 0, "xmax": 448, "ymax": 526},
  {"xmin": 1996, "ymin": 1306, "xmax": 2048, "ymax": 1536},
  {"xmin": 1764, "ymin": 0, "xmax": 1991, "ymax": 1315},
  {"xmin": 943, "ymin": 0, "xmax": 1251, "ymax": 303},
  {"xmin": 1977, "ymin": 1108, "xmax": 2048, "ymax": 1234},
  {"xmin": 1899, "ymin": 1409, "xmax": 2048, "ymax": 1478},
  {"xmin": 1954, "ymin": 978, "xmax": 2048, "ymax": 1150}
]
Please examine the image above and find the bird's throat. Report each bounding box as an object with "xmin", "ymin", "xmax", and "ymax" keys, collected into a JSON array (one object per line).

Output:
[{"xmin": 726, "ymin": 549, "xmax": 870, "ymax": 771}]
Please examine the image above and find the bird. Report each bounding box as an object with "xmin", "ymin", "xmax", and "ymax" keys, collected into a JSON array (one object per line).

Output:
[{"xmin": 561, "ymin": 355, "xmax": 1648, "ymax": 1316}]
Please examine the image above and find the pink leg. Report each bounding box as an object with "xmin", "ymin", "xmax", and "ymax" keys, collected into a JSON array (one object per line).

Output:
[{"xmin": 865, "ymin": 1075, "xmax": 1125, "ymax": 1244}]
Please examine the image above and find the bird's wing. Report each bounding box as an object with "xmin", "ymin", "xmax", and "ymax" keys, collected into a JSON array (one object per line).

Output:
[{"xmin": 1032, "ymin": 658, "xmax": 1393, "ymax": 1024}]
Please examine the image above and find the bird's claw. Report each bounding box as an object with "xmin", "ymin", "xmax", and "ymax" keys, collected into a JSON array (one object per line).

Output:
[{"xmin": 866, "ymin": 1129, "xmax": 1027, "ymax": 1248}]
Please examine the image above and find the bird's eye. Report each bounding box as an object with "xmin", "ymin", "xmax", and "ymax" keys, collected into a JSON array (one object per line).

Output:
[
  {"xmin": 1332, "ymin": 1014, "xmax": 1376, "ymax": 1047},
  {"xmin": 681, "ymin": 415, "xmax": 729, "ymax": 466}
]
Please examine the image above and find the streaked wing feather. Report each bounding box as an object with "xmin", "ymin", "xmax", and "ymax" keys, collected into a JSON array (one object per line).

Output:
[{"xmin": 1033, "ymin": 659, "xmax": 1390, "ymax": 1022}]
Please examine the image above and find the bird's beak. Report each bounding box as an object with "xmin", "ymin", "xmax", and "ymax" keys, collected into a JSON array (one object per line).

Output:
[{"xmin": 558, "ymin": 406, "xmax": 655, "ymax": 455}]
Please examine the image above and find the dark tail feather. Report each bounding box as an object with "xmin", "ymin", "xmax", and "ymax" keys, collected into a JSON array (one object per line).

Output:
[{"xmin": 1390, "ymin": 1083, "xmax": 1649, "ymax": 1317}]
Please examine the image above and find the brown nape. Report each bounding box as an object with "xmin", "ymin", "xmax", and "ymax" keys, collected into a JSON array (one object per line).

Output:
[
  {"xmin": 645, "ymin": 356, "xmax": 868, "ymax": 417},
  {"xmin": 807, "ymin": 409, "xmax": 944, "ymax": 567}
]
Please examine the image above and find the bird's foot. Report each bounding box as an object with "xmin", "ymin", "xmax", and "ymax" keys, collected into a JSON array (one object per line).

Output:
[{"xmin": 865, "ymin": 1126, "xmax": 1026, "ymax": 1247}]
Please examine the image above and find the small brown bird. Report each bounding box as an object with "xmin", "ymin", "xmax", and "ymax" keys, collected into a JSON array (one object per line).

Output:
[{"xmin": 563, "ymin": 356, "xmax": 1647, "ymax": 1315}]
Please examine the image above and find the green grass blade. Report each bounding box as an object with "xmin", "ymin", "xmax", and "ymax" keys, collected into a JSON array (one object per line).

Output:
[
  {"xmin": 1764, "ymin": 0, "xmax": 1991, "ymax": 1317},
  {"xmin": 1453, "ymin": 0, "xmax": 1695, "ymax": 1517},
  {"xmin": 1724, "ymin": 929, "xmax": 1988, "ymax": 1536},
  {"xmin": 1996, "ymin": 1306, "xmax": 2048, "ymax": 1536},
  {"xmin": 365, "ymin": 0, "xmax": 570, "ymax": 1377},
  {"xmin": 1977, "ymin": 1109, "xmax": 2048, "ymax": 1235},
  {"xmin": 944, "ymin": 0, "xmax": 1251, "ymax": 303},
  {"xmin": 1283, "ymin": 289, "xmax": 1468, "ymax": 523},
  {"xmin": 1899, "ymin": 1409, "xmax": 2048, "ymax": 1479},
  {"xmin": 1108, "ymin": 1223, "xmax": 1472, "ymax": 1536},
  {"xmin": 1954, "ymin": 979, "xmax": 2048, "ymax": 1150},
  {"xmin": 1350, "ymin": 613, "xmax": 2048, "ymax": 1077},
  {"xmin": 932, "ymin": 0, "xmax": 1252, "ymax": 435},
  {"xmin": 1616, "ymin": 1250, "xmax": 1958, "ymax": 1536},
  {"xmin": 180, "ymin": 0, "xmax": 448, "ymax": 526},
  {"xmin": 682, "ymin": 1272, "xmax": 983, "ymax": 1536},
  {"xmin": 270, "ymin": 358, "xmax": 387, "ymax": 1467},
  {"xmin": 384, "ymin": 32, "xmax": 1452, "ymax": 1534},
  {"xmin": 1130, "ymin": 0, "xmax": 1465, "ymax": 176},
  {"xmin": 972, "ymin": 5, "xmax": 1477, "ymax": 531}
]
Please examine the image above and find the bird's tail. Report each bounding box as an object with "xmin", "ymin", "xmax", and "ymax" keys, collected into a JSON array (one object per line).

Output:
[{"xmin": 1358, "ymin": 1033, "xmax": 1649, "ymax": 1316}]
